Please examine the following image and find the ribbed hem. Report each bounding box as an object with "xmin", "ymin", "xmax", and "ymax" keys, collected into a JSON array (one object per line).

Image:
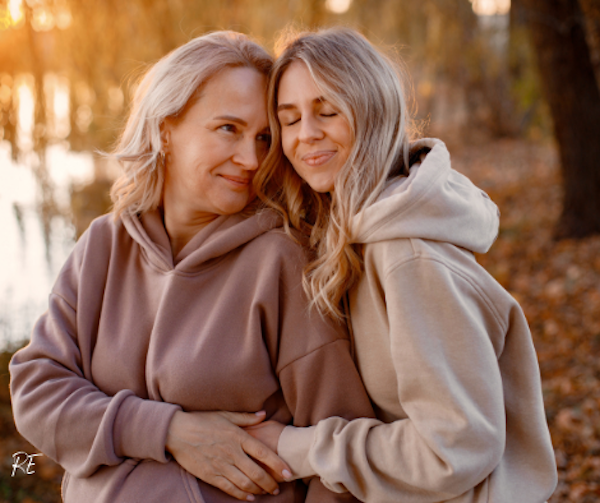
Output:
[
  {"xmin": 278, "ymin": 425, "xmax": 318, "ymax": 479},
  {"xmin": 114, "ymin": 394, "xmax": 182, "ymax": 462}
]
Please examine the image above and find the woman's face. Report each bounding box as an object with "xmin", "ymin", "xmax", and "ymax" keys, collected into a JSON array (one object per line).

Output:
[
  {"xmin": 277, "ymin": 61, "xmax": 353, "ymax": 193},
  {"xmin": 162, "ymin": 66, "xmax": 270, "ymax": 219}
]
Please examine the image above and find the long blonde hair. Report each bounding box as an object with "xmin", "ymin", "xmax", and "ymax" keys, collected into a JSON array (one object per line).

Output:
[
  {"xmin": 109, "ymin": 31, "xmax": 272, "ymax": 217},
  {"xmin": 255, "ymin": 27, "xmax": 412, "ymax": 320}
]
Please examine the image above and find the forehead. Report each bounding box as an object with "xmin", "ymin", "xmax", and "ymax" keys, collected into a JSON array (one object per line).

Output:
[
  {"xmin": 188, "ymin": 66, "xmax": 268, "ymax": 123},
  {"xmin": 277, "ymin": 61, "xmax": 322, "ymax": 104}
]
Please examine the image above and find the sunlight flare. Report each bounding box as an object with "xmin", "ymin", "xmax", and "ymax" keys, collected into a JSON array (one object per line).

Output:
[
  {"xmin": 55, "ymin": 5, "xmax": 72, "ymax": 29},
  {"xmin": 8, "ymin": 0, "xmax": 24, "ymax": 24},
  {"xmin": 16, "ymin": 76, "xmax": 35, "ymax": 153},
  {"xmin": 325, "ymin": 0, "xmax": 352, "ymax": 15},
  {"xmin": 32, "ymin": 6, "xmax": 55, "ymax": 31},
  {"xmin": 470, "ymin": 0, "xmax": 510, "ymax": 16}
]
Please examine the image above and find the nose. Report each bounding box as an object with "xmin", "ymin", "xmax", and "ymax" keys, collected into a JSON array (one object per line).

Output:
[
  {"xmin": 298, "ymin": 115, "xmax": 324, "ymax": 143},
  {"xmin": 232, "ymin": 137, "xmax": 260, "ymax": 171}
]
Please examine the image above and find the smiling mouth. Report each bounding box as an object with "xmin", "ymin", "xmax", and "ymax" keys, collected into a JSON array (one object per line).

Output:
[
  {"xmin": 220, "ymin": 174, "xmax": 252, "ymax": 188},
  {"xmin": 302, "ymin": 151, "xmax": 336, "ymax": 167}
]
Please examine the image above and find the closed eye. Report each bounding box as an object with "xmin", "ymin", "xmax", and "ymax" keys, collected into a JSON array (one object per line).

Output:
[
  {"xmin": 278, "ymin": 112, "xmax": 300, "ymax": 127},
  {"xmin": 321, "ymin": 113, "xmax": 337, "ymax": 117}
]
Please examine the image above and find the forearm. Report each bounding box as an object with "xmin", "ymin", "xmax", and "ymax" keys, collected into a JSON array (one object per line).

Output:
[
  {"xmin": 279, "ymin": 413, "xmax": 503, "ymax": 502},
  {"xmin": 10, "ymin": 302, "xmax": 180, "ymax": 477}
]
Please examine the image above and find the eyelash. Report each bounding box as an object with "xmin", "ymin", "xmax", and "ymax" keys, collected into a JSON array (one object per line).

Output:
[
  {"xmin": 283, "ymin": 112, "xmax": 338, "ymax": 127},
  {"xmin": 219, "ymin": 124, "xmax": 270, "ymax": 142}
]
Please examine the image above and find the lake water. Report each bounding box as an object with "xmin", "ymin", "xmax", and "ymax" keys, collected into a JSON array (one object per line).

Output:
[{"xmin": 0, "ymin": 141, "xmax": 94, "ymax": 350}]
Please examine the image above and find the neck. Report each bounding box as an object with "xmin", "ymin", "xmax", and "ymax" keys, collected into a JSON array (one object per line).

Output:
[{"xmin": 161, "ymin": 196, "xmax": 219, "ymax": 259}]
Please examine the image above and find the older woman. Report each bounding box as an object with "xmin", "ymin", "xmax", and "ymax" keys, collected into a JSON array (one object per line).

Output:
[
  {"xmin": 9, "ymin": 31, "xmax": 373, "ymax": 503},
  {"xmin": 250, "ymin": 28, "xmax": 558, "ymax": 502}
]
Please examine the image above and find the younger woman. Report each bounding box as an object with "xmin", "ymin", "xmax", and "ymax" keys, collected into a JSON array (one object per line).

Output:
[{"xmin": 251, "ymin": 28, "xmax": 557, "ymax": 502}]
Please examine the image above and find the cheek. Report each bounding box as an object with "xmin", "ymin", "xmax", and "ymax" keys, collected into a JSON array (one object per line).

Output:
[
  {"xmin": 280, "ymin": 130, "xmax": 294, "ymax": 158},
  {"xmin": 337, "ymin": 122, "xmax": 353, "ymax": 152}
]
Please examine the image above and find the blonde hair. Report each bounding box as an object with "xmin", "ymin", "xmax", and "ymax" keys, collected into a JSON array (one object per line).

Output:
[
  {"xmin": 255, "ymin": 27, "xmax": 413, "ymax": 320},
  {"xmin": 109, "ymin": 31, "xmax": 272, "ymax": 217}
]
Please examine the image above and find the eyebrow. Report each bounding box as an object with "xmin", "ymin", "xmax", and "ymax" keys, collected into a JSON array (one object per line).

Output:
[
  {"xmin": 213, "ymin": 115, "xmax": 248, "ymax": 126},
  {"xmin": 277, "ymin": 96, "xmax": 327, "ymax": 113},
  {"xmin": 277, "ymin": 103, "xmax": 296, "ymax": 112}
]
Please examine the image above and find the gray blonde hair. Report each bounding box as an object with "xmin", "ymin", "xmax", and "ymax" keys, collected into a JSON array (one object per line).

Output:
[
  {"xmin": 255, "ymin": 27, "xmax": 413, "ymax": 320},
  {"xmin": 110, "ymin": 31, "xmax": 273, "ymax": 217}
]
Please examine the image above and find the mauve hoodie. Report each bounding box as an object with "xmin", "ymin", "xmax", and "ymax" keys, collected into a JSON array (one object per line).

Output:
[{"xmin": 9, "ymin": 208, "xmax": 374, "ymax": 503}]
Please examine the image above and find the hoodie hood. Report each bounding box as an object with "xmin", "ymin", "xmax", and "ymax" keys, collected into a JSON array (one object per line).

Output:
[
  {"xmin": 352, "ymin": 138, "xmax": 499, "ymax": 253},
  {"xmin": 121, "ymin": 208, "xmax": 282, "ymax": 273}
]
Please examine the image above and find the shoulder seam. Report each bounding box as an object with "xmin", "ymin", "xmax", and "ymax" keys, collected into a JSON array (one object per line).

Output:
[{"xmin": 386, "ymin": 252, "xmax": 508, "ymax": 333}]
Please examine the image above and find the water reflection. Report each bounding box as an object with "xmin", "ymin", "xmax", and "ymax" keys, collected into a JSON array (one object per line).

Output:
[{"xmin": 0, "ymin": 73, "xmax": 99, "ymax": 349}]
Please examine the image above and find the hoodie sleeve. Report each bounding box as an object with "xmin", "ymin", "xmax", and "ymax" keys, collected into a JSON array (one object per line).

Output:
[
  {"xmin": 9, "ymin": 221, "xmax": 181, "ymax": 478},
  {"xmin": 271, "ymin": 235, "xmax": 376, "ymax": 503},
  {"xmin": 278, "ymin": 340, "xmax": 376, "ymax": 503},
  {"xmin": 278, "ymin": 252, "xmax": 508, "ymax": 502}
]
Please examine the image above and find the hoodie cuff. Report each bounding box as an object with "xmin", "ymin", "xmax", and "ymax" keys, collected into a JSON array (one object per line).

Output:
[
  {"xmin": 278, "ymin": 425, "xmax": 318, "ymax": 479},
  {"xmin": 114, "ymin": 393, "xmax": 182, "ymax": 463}
]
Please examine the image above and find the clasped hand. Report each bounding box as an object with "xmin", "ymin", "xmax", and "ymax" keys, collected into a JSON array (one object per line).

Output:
[{"xmin": 166, "ymin": 410, "xmax": 291, "ymax": 501}]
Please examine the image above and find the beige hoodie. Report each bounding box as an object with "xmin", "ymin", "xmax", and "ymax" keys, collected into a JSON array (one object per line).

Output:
[
  {"xmin": 278, "ymin": 138, "xmax": 557, "ymax": 502},
  {"xmin": 10, "ymin": 208, "xmax": 374, "ymax": 503}
]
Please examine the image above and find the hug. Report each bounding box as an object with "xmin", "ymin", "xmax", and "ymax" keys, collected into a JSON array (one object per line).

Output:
[{"xmin": 10, "ymin": 27, "xmax": 557, "ymax": 503}]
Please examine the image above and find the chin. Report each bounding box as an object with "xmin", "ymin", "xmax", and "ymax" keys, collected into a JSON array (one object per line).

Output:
[
  {"xmin": 218, "ymin": 196, "xmax": 254, "ymax": 216},
  {"xmin": 306, "ymin": 179, "xmax": 334, "ymax": 194}
]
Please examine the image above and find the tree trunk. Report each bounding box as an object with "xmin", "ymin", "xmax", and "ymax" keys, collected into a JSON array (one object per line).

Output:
[
  {"xmin": 579, "ymin": 0, "xmax": 600, "ymax": 81},
  {"xmin": 519, "ymin": 0, "xmax": 600, "ymax": 238}
]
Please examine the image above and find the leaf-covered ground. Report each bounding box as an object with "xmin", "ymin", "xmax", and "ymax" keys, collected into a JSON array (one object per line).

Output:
[{"xmin": 1, "ymin": 138, "xmax": 598, "ymax": 501}]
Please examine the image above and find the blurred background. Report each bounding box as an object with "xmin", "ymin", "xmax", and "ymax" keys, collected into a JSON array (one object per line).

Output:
[{"xmin": 0, "ymin": 0, "xmax": 599, "ymax": 501}]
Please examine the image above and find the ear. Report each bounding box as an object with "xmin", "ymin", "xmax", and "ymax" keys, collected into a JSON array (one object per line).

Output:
[{"xmin": 160, "ymin": 120, "xmax": 171, "ymax": 153}]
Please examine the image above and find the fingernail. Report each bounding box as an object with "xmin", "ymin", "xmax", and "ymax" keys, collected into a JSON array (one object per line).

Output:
[
  {"xmin": 273, "ymin": 488, "xmax": 280, "ymax": 495},
  {"xmin": 255, "ymin": 410, "xmax": 266, "ymax": 417},
  {"xmin": 246, "ymin": 496, "xmax": 255, "ymax": 502},
  {"xmin": 282, "ymin": 469, "xmax": 292, "ymax": 480}
]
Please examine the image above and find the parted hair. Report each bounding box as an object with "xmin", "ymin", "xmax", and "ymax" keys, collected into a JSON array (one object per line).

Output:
[
  {"xmin": 109, "ymin": 31, "xmax": 273, "ymax": 217},
  {"xmin": 254, "ymin": 27, "xmax": 412, "ymax": 320}
]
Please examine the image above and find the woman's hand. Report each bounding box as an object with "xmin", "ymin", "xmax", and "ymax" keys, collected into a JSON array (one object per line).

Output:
[
  {"xmin": 166, "ymin": 410, "xmax": 292, "ymax": 501},
  {"xmin": 245, "ymin": 421, "xmax": 286, "ymax": 455}
]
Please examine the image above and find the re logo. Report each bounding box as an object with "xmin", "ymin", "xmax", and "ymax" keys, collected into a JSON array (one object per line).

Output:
[{"xmin": 11, "ymin": 451, "xmax": 42, "ymax": 476}]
